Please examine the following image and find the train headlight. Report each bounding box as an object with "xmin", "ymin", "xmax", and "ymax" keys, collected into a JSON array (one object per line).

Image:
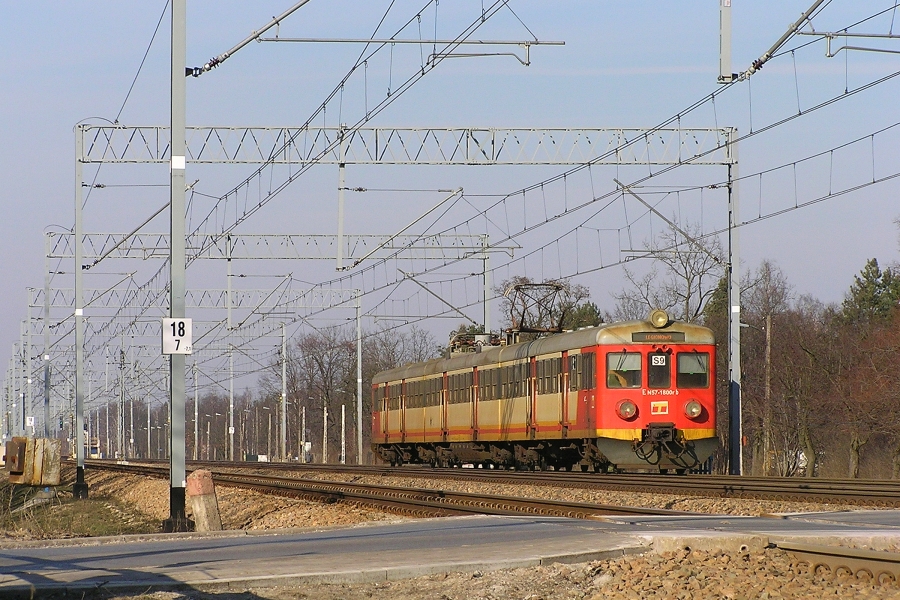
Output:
[
  {"xmin": 616, "ymin": 400, "xmax": 638, "ymax": 420},
  {"xmin": 684, "ymin": 400, "xmax": 703, "ymax": 420},
  {"xmin": 649, "ymin": 309, "xmax": 669, "ymax": 328}
]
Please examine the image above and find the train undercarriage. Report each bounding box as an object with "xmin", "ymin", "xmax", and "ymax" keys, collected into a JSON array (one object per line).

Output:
[{"xmin": 374, "ymin": 427, "xmax": 718, "ymax": 473}]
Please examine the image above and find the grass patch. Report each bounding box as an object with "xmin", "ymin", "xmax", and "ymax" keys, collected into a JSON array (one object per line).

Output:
[{"xmin": 0, "ymin": 480, "xmax": 161, "ymax": 540}]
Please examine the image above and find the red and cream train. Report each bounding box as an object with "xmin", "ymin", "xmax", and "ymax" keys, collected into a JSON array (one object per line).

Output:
[{"xmin": 371, "ymin": 310, "xmax": 718, "ymax": 472}]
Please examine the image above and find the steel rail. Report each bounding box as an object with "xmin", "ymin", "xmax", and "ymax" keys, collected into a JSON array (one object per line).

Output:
[{"xmin": 82, "ymin": 460, "xmax": 690, "ymax": 520}]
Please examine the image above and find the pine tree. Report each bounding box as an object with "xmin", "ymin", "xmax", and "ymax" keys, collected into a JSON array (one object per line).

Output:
[{"xmin": 841, "ymin": 258, "xmax": 900, "ymax": 325}]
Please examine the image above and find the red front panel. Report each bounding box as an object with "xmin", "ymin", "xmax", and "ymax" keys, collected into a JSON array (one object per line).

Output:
[{"xmin": 596, "ymin": 344, "xmax": 716, "ymax": 439}]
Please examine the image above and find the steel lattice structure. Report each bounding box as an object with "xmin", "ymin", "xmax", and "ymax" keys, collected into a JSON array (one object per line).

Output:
[{"xmin": 79, "ymin": 126, "xmax": 733, "ymax": 165}]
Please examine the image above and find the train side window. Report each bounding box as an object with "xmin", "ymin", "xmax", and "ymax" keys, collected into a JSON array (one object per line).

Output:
[
  {"xmin": 523, "ymin": 362, "xmax": 531, "ymax": 397},
  {"xmin": 606, "ymin": 352, "xmax": 641, "ymax": 388},
  {"xmin": 648, "ymin": 351, "xmax": 671, "ymax": 389},
  {"xmin": 536, "ymin": 358, "xmax": 561, "ymax": 394},
  {"xmin": 581, "ymin": 352, "xmax": 595, "ymax": 390},
  {"xmin": 677, "ymin": 352, "xmax": 710, "ymax": 388},
  {"xmin": 568, "ymin": 355, "xmax": 579, "ymax": 391},
  {"xmin": 553, "ymin": 357, "xmax": 561, "ymax": 393},
  {"xmin": 479, "ymin": 368, "xmax": 496, "ymax": 401},
  {"xmin": 537, "ymin": 360, "xmax": 544, "ymax": 394}
]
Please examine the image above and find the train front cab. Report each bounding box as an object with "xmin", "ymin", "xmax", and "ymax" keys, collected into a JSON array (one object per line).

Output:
[{"xmin": 592, "ymin": 319, "xmax": 717, "ymax": 471}]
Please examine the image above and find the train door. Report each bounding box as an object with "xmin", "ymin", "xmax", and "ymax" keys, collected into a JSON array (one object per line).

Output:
[
  {"xmin": 400, "ymin": 381, "xmax": 407, "ymax": 443},
  {"xmin": 379, "ymin": 385, "xmax": 388, "ymax": 444},
  {"xmin": 561, "ymin": 351, "xmax": 570, "ymax": 432},
  {"xmin": 441, "ymin": 373, "xmax": 448, "ymax": 442},
  {"xmin": 384, "ymin": 383, "xmax": 403, "ymax": 443},
  {"xmin": 534, "ymin": 355, "xmax": 562, "ymax": 437},
  {"xmin": 570, "ymin": 350, "xmax": 597, "ymax": 430},
  {"xmin": 472, "ymin": 368, "xmax": 480, "ymax": 440}
]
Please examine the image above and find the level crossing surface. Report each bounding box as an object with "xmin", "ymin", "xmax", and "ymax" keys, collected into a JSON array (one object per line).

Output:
[{"xmin": 0, "ymin": 512, "xmax": 899, "ymax": 595}]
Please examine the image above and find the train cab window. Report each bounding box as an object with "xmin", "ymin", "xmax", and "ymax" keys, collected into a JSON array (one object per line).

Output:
[
  {"xmin": 677, "ymin": 352, "xmax": 710, "ymax": 388},
  {"xmin": 606, "ymin": 352, "xmax": 642, "ymax": 388},
  {"xmin": 648, "ymin": 351, "xmax": 671, "ymax": 388}
]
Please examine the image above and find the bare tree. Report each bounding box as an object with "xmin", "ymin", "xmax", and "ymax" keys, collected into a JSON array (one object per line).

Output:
[
  {"xmin": 613, "ymin": 222, "xmax": 724, "ymax": 323},
  {"xmin": 258, "ymin": 323, "xmax": 442, "ymax": 464},
  {"xmin": 778, "ymin": 295, "xmax": 831, "ymax": 478},
  {"xmin": 741, "ymin": 261, "xmax": 792, "ymax": 476}
]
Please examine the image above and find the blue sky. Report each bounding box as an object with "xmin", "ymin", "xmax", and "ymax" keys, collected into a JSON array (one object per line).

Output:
[{"xmin": 2, "ymin": 1, "xmax": 899, "ymax": 409}]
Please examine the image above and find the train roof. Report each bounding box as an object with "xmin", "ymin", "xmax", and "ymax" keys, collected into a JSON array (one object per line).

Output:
[{"xmin": 372, "ymin": 317, "xmax": 715, "ymax": 384}]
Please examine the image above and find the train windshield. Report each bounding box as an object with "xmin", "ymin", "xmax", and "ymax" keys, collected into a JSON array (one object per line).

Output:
[
  {"xmin": 606, "ymin": 352, "xmax": 641, "ymax": 388},
  {"xmin": 648, "ymin": 351, "xmax": 671, "ymax": 388},
  {"xmin": 677, "ymin": 352, "xmax": 710, "ymax": 388}
]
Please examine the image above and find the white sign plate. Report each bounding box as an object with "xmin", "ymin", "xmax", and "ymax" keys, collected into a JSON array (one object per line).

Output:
[{"xmin": 161, "ymin": 318, "xmax": 193, "ymax": 355}]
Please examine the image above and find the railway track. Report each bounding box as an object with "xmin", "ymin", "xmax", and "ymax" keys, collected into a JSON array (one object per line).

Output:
[
  {"xmin": 182, "ymin": 460, "xmax": 900, "ymax": 507},
  {"xmin": 84, "ymin": 460, "xmax": 688, "ymax": 519}
]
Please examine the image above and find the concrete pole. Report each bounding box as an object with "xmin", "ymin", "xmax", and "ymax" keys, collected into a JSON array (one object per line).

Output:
[
  {"xmin": 88, "ymin": 378, "xmax": 92, "ymax": 452},
  {"xmin": 10, "ymin": 349, "xmax": 17, "ymax": 436},
  {"xmin": 165, "ymin": 0, "xmax": 189, "ymax": 531},
  {"xmin": 118, "ymin": 349, "xmax": 125, "ymax": 459},
  {"xmin": 26, "ymin": 299, "xmax": 33, "ymax": 435},
  {"xmin": 341, "ymin": 403, "xmax": 346, "ymax": 464},
  {"xmin": 322, "ymin": 400, "xmax": 328, "ymax": 464},
  {"xmin": 482, "ymin": 234, "xmax": 490, "ymax": 333},
  {"xmin": 44, "ymin": 233, "xmax": 51, "ymax": 438},
  {"xmin": 227, "ymin": 234, "xmax": 234, "ymax": 462},
  {"xmin": 193, "ymin": 362, "xmax": 199, "ymax": 461},
  {"xmin": 301, "ymin": 405, "xmax": 306, "ymax": 462},
  {"xmin": 356, "ymin": 290, "xmax": 363, "ymax": 464},
  {"xmin": 66, "ymin": 379, "xmax": 70, "ymax": 443},
  {"xmin": 129, "ymin": 343, "xmax": 135, "ymax": 457},
  {"xmin": 73, "ymin": 124, "xmax": 88, "ymax": 498},
  {"xmin": 719, "ymin": 0, "xmax": 733, "ymax": 83},
  {"xmin": 727, "ymin": 127, "xmax": 742, "ymax": 476},
  {"xmin": 762, "ymin": 312, "xmax": 773, "ymax": 475},
  {"xmin": 16, "ymin": 348, "xmax": 22, "ymax": 436},
  {"xmin": 281, "ymin": 322, "xmax": 287, "ymax": 461},
  {"xmin": 19, "ymin": 322, "xmax": 27, "ymax": 434},
  {"xmin": 336, "ymin": 125, "xmax": 346, "ymax": 270},
  {"xmin": 129, "ymin": 395, "xmax": 134, "ymax": 458},
  {"xmin": 3, "ymin": 361, "xmax": 9, "ymax": 441},
  {"xmin": 147, "ymin": 403, "xmax": 151, "ymax": 460}
]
